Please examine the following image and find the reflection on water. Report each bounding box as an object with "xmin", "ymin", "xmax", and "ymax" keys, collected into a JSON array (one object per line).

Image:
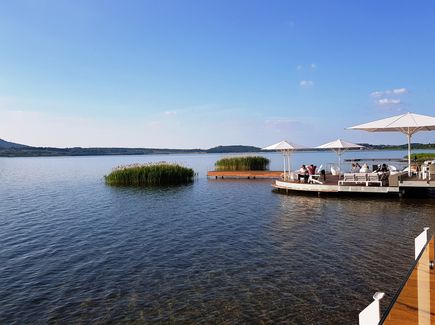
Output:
[{"xmin": 0, "ymin": 153, "xmax": 434, "ymax": 324}]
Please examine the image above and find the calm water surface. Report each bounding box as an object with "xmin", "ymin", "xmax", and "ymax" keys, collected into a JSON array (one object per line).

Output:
[{"xmin": 0, "ymin": 151, "xmax": 434, "ymax": 324}]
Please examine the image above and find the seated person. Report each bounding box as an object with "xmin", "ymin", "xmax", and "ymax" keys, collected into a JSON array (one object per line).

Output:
[
  {"xmin": 320, "ymin": 169, "xmax": 326, "ymax": 182},
  {"xmin": 307, "ymin": 164, "xmax": 316, "ymax": 175},
  {"xmin": 351, "ymin": 163, "xmax": 361, "ymax": 172},
  {"xmin": 297, "ymin": 165, "xmax": 308, "ymax": 182},
  {"xmin": 359, "ymin": 163, "xmax": 370, "ymax": 173}
]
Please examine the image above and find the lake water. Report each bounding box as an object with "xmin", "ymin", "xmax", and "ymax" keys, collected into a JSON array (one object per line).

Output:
[{"xmin": 0, "ymin": 150, "xmax": 434, "ymax": 324}]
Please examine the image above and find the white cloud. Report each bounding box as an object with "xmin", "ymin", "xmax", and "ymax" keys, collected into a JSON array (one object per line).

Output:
[
  {"xmin": 297, "ymin": 63, "xmax": 317, "ymax": 71},
  {"xmin": 265, "ymin": 118, "xmax": 301, "ymax": 128},
  {"xmin": 164, "ymin": 110, "xmax": 177, "ymax": 116},
  {"xmin": 300, "ymin": 80, "xmax": 314, "ymax": 87},
  {"xmin": 392, "ymin": 88, "xmax": 408, "ymax": 94},
  {"xmin": 370, "ymin": 87, "xmax": 408, "ymax": 97},
  {"xmin": 377, "ymin": 98, "xmax": 401, "ymax": 105},
  {"xmin": 370, "ymin": 91, "xmax": 383, "ymax": 98}
]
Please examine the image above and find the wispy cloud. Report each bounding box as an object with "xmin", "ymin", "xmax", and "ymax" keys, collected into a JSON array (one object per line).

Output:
[
  {"xmin": 296, "ymin": 63, "xmax": 317, "ymax": 71},
  {"xmin": 264, "ymin": 118, "xmax": 304, "ymax": 133},
  {"xmin": 300, "ymin": 80, "xmax": 314, "ymax": 87},
  {"xmin": 377, "ymin": 98, "xmax": 401, "ymax": 105},
  {"xmin": 164, "ymin": 110, "xmax": 177, "ymax": 116},
  {"xmin": 370, "ymin": 87, "xmax": 408, "ymax": 107},
  {"xmin": 370, "ymin": 87, "xmax": 408, "ymax": 97},
  {"xmin": 391, "ymin": 87, "xmax": 408, "ymax": 94},
  {"xmin": 370, "ymin": 91, "xmax": 383, "ymax": 98}
]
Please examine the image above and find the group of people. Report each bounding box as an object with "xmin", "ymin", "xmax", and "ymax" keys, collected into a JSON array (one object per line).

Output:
[
  {"xmin": 293, "ymin": 162, "xmax": 392, "ymax": 184},
  {"xmin": 296, "ymin": 164, "xmax": 326, "ymax": 183},
  {"xmin": 351, "ymin": 162, "xmax": 389, "ymax": 173}
]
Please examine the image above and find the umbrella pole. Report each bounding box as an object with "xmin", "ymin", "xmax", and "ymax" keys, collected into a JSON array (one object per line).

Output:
[
  {"xmin": 407, "ymin": 133, "xmax": 412, "ymax": 176},
  {"xmin": 283, "ymin": 152, "xmax": 286, "ymax": 180},
  {"xmin": 287, "ymin": 152, "xmax": 291, "ymax": 176},
  {"xmin": 338, "ymin": 149, "xmax": 341, "ymax": 178}
]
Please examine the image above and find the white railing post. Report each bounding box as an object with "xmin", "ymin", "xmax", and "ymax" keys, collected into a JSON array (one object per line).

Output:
[
  {"xmin": 415, "ymin": 227, "xmax": 430, "ymax": 260},
  {"xmin": 359, "ymin": 292, "xmax": 385, "ymax": 325},
  {"xmin": 416, "ymin": 227, "xmax": 431, "ymax": 325}
]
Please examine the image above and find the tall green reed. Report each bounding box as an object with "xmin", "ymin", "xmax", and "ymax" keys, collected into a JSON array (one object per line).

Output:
[
  {"xmin": 215, "ymin": 156, "xmax": 270, "ymax": 171},
  {"xmin": 105, "ymin": 162, "xmax": 195, "ymax": 186}
]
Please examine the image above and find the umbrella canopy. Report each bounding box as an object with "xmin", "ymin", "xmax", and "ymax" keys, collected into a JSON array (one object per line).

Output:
[
  {"xmin": 316, "ymin": 139, "xmax": 363, "ymax": 150},
  {"xmin": 347, "ymin": 112, "xmax": 435, "ymax": 175},
  {"xmin": 316, "ymin": 139, "xmax": 364, "ymax": 175},
  {"xmin": 262, "ymin": 140, "xmax": 305, "ymax": 180},
  {"xmin": 262, "ymin": 140, "xmax": 305, "ymax": 151},
  {"xmin": 347, "ymin": 112, "xmax": 435, "ymax": 133}
]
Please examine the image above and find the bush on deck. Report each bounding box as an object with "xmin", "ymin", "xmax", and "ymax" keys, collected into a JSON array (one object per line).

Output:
[
  {"xmin": 215, "ymin": 156, "xmax": 270, "ymax": 171},
  {"xmin": 105, "ymin": 163, "xmax": 195, "ymax": 186}
]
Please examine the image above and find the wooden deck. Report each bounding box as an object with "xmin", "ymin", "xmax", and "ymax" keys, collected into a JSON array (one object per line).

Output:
[
  {"xmin": 207, "ymin": 170, "xmax": 435, "ymax": 196},
  {"xmin": 207, "ymin": 170, "xmax": 282, "ymax": 179},
  {"xmin": 273, "ymin": 178, "xmax": 401, "ymax": 195},
  {"xmin": 272, "ymin": 174, "xmax": 434, "ymax": 196},
  {"xmin": 382, "ymin": 236, "xmax": 435, "ymax": 324}
]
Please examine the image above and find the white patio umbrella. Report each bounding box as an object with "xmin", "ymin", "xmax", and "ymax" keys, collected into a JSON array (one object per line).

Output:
[
  {"xmin": 262, "ymin": 140, "xmax": 305, "ymax": 180},
  {"xmin": 347, "ymin": 112, "xmax": 435, "ymax": 176},
  {"xmin": 315, "ymin": 139, "xmax": 364, "ymax": 176}
]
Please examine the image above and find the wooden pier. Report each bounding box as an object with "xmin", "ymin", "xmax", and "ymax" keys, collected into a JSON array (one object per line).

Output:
[
  {"xmin": 273, "ymin": 178, "xmax": 401, "ymax": 195},
  {"xmin": 207, "ymin": 170, "xmax": 282, "ymax": 179},
  {"xmin": 273, "ymin": 174, "xmax": 434, "ymax": 197},
  {"xmin": 207, "ymin": 169, "xmax": 435, "ymax": 196}
]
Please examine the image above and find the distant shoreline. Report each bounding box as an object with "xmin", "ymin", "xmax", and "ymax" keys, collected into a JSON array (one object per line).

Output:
[{"xmin": 0, "ymin": 143, "xmax": 434, "ymax": 158}]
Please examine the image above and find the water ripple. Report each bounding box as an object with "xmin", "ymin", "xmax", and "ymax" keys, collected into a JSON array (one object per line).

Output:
[{"xmin": 0, "ymin": 155, "xmax": 434, "ymax": 324}]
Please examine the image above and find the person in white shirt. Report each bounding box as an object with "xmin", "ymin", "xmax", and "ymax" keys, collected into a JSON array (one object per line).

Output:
[{"xmin": 359, "ymin": 163, "xmax": 370, "ymax": 173}]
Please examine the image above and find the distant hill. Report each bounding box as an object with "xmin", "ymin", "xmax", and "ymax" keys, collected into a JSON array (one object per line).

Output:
[
  {"xmin": 0, "ymin": 140, "xmax": 433, "ymax": 157},
  {"xmin": 0, "ymin": 139, "xmax": 29, "ymax": 149},
  {"xmin": 358, "ymin": 143, "xmax": 435, "ymax": 150},
  {"xmin": 206, "ymin": 145, "xmax": 261, "ymax": 153},
  {"xmin": 0, "ymin": 142, "xmax": 261, "ymax": 157}
]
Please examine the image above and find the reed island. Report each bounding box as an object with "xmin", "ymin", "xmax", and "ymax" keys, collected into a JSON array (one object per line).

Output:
[
  {"xmin": 105, "ymin": 163, "xmax": 195, "ymax": 186},
  {"xmin": 214, "ymin": 156, "xmax": 270, "ymax": 171}
]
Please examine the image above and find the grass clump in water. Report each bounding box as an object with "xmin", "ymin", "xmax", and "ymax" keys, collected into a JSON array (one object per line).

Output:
[
  {"xmin": 105, "ymin": 162, "xmax": 195, "ymax": 186},
  {"xmin": 215, "ymin": 156, "xmax": 270, "ymax": 171},
  {"xmin": 405, "ymin": 153, "xmax": 435, "ymax": 163}
]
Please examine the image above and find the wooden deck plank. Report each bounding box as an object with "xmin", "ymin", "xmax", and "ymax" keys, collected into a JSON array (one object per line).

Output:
[
  {"xmin": 207, "ymin": 171, "xmax": 282, "ymax": 179},
  {"xmin": 383, "ymin": 237, "xmax": 435, "ymax": 324},
  {"xmin": 273, "ymin": 179, "xmax": 402, "ymax": 194}
]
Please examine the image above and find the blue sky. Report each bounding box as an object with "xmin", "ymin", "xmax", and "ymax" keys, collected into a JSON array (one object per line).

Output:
[{"xmin": 0, "ymin": 0, "xmax": 434, "ymax": 148}]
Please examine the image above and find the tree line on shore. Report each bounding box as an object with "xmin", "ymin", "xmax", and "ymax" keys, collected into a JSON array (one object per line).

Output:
[{"xmin": 0, "ymin": 138, "xmax": 434, "ymax": 157}]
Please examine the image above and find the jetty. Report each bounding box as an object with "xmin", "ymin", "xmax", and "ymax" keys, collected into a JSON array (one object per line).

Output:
[
  {"xmin": 273, "ymin": 171, "xmax": 435, "ymax": 197},
  {"xmin": 264, "ymin": 112, "xmax": 435, "ymax": 197},
  {"xmin": 207, "ymin": 170, "xmax": 282, "ymax": 179}
]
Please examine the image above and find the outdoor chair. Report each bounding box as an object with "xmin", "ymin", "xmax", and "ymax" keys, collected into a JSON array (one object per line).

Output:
[
  {"xmin": 308, "ymin": 164, "xmax": 324, "ymax": 184},
  {"xmin": 429, "ymin": 164, "xmax": 435, "ymax": 181},
  {"xmin": 308, "ymin": 174, "xmax": 323, "ymax": 184},
  {"xmin": 338, "ymin": 173, "xmax": 382, "ymax": 186},
  {"xmin": 338, "ymin": 173, "xmax": 355, "ymax": 185},
  {"xmin": 367, "ymin": 173, "xmax": 383, "ymax": 186}
]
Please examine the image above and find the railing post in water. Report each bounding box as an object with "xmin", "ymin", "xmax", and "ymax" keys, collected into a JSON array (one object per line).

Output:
[
  {"xmin": 359, "ymin": 292, "xmax": 385, "ymax": 325},
  {"xmin": 415, "ymin": 227, "xmax": 430, "ymax": 260}
]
